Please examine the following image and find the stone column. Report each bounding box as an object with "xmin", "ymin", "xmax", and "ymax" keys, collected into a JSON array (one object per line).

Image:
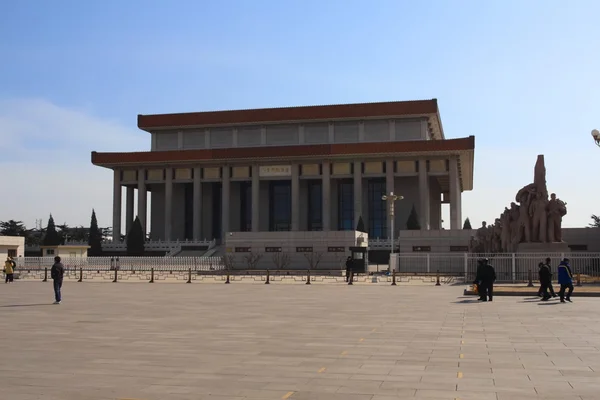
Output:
[
  {"xmin": 137, "ymin": 168, "xmax": 147, "ymax": 235},
  {"xmin": 252, "ymin": 165, "xmax": 260, "ymax": 232},
  {"xmin": 353, "ymin": 161, "xmax": 362, "ymax": 229},
  {"xmin": 418, "ymin": 159, "xmax": 431, "ymax": 230},
  {"xmin": 322, "ymin": 162, "xmax": 331, "ymax": 231},
  {"xmin": 449, "ymin": 156, "xmax": 462, "ymax": 229},
  {"xmin": 386, "ymin": 160, "xmax": 395, "ymax": 239},
  {"xmin": 193, "ymin": 166, "xmax": 202, "ymax": 240},
  {"xmin": 165, "ymin": 167, "xmax": 173, "ymax": 241},
  {"xmin": 125, "ymin": 186, "xmax": 134, "ymax": 235},
  {"xmin": 221, "ymin": 166, "xmax": 230, "ymax": 239},
  {"xmin": 291, "ymin": 164, "xmax": 300, "ymax": 231},
  {"xmin": 112, "ymin": 169, "xmax": 122, "ymax": 242}
]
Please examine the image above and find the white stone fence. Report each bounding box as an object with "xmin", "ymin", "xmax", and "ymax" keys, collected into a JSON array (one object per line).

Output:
[
  {"xmin": 13, "ymin": 256, "xmax": 224, "ymax": 272},
  {"xmin": 395, "ymin": 252, "xmax": 600, "ymax": 283}
]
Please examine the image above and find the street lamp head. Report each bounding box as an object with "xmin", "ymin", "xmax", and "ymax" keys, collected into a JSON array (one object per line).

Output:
[
  {"xmin": 381, "ymin": 195, "xmax": 387, "ymax": 201},
  {"xmin": 592, "ymin": 129, "xmax": 600, "ymax": 140}
]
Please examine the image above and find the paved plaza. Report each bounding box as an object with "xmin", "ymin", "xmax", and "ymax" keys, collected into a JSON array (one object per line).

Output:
[{"xmin": 1, "ymin": 282, "xmax": 600, "ymax": 400}]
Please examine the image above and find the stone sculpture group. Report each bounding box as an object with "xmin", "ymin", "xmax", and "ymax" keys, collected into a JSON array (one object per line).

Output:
[{"xmin": 470, "ymin": 155, "xmax": 567, "ymax": 253}]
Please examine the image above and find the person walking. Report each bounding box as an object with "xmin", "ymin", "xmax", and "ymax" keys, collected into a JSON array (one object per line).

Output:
[
  {"xmin": 538, "ymin": 261, "xmax": 553, "ymax": 301},
  {"xmin": 4, "ymin": 257, "xmax": 14, "ymax": 283},
  {"xmin": 557, "ymin": 258, "xmax": 574, "ymax": 303},
  {"xmin": 474, "ymin": 259, "xmax": 486, "ymax": 301},
  {"xmin": 477, "ymin": 258, "xmax": 496, "ymax": 302},
  {"xmin": 50, "ymin": 256, "xmax": 65, "ymax": 304}
]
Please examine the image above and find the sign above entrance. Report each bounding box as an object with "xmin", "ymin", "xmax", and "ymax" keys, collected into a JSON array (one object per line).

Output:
[{"xmin": 259, "ymin": 165, "xmax": 291, "ymax": 177}]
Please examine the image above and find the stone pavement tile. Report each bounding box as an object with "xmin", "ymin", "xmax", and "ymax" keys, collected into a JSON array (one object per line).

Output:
[
  {"xmin": 414, "ymin": 389, "xmax": 498, "ymax": 399},
  {"xmin": 288, "ymin": 392, "xmax": 374, "ymax": 400}
]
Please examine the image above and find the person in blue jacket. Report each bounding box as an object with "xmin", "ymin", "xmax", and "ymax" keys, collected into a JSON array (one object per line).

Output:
[{"xmin": 557, "ymin": 258, "xmax": 574, "ymax": 303}]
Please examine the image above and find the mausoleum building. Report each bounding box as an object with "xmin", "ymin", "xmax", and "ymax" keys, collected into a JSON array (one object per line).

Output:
[{"xmin": 92, "ymin": 99, "xmax": 475, "ymax": 243}]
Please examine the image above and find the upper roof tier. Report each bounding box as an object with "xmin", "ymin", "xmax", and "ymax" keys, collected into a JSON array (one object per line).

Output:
[{"xmin": 138, "ymin": 99, "xmax": 444, "ymax": 140}]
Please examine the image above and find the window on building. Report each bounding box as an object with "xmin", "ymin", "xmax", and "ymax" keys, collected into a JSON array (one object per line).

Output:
[
  {"xmin": 338, "ymin": 180, "xmax": 354, "ymax": 230},
  {"xmin": 307, "ymin": 180, "xmax": 322, "ymax": 231},
  {"xmin": 7, "ymin": 249, "xmax": 17, "ymax": 258},
  {"xmin": 368, "ymin": 179, "xmax": 387, "ymax": 238},
  {"xmin": 240, "ymin": 182, "xmax": 252, "ymax": 232},
  {"xmin": 269, "ymin": 181, "xmax": 291, "ymax": 231},
  {"xmin": 46, "ymin": 249, "xmax": 55, "ymax": 255}
]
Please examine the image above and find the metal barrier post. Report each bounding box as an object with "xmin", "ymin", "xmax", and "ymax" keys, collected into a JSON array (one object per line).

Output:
[
  {"xmin": 265, "ymin": 269, "xmax": 270, "ymax": 284},
  {"xmin": 435, "ymin": 270, "xmax": 441, "ymax": 286},
  {"xmin": 391, "ymin": 270, "xmax": 397, "ymax": 286},
  {"xmin": 187, "ymin": 268, "xmax": 192, "ymax": 284},
  {"xmin": 43, "ymin": 267, "xmax": 48, "ymax": 282},
  {"xmin": 116, "ymin": 257, "xmax": 120, "ymax": 271},
  {"xmin": 306, "ymin": 269, "xmax": 311, "ymax": 285},
  {"xmin": 527, "ymin": 268, "xmax": 534, "ymax": 287},
  {"xmin": 150, "ymin": 268, "xmax": 154, "ymax": 283},
  {"xmin": 577, "ymin": 272, "xmax": 582, "ymax": 287},
  {"xmin": 113, "ymin": 268, "xmax": 118, "ymax": 283},
  {"xmin": 78, "ymin": 267, "xmax": 83, "ymax": 282}
]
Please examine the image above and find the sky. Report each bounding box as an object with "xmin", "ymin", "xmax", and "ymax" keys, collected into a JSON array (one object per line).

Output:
[{"xmin": 1, "ymin": 0, "xmax": 599, "ymax": 231}]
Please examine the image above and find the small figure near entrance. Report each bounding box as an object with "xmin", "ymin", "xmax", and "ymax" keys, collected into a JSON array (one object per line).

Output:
[
  {"xmin": 345, "ymin": 256, "xmax": 352, "ymax": 283},
  {"xmin": 557, "ymin": 258, "xmax": 574, "ymax": 303},
  {"xmin": 475, "ymin": 258, "xmax": 497, "ymax": 302}
]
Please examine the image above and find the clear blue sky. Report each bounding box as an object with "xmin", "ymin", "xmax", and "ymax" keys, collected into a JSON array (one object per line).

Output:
[{"xmin": 1, "ymin": 0, "xmax": 599, "ymax": 230}]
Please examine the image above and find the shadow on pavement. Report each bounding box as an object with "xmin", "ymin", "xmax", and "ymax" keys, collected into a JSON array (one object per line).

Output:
[{"xmin": 0, "ymin": 304, "xmax": 54, "ymax": 308}]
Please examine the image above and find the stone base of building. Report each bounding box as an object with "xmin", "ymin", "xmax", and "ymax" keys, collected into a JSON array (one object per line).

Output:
[
  {"xmin": 224, "ymin": 230, "xmax": 368, "ymax": 270},
  {"xmin": 516, "ymin": 242, "xmax": 571, "ymax": 254}
]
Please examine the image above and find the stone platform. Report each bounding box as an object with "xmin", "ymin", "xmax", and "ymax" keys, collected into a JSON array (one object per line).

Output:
[{"xmin": 2, "ymin": 282, "xmax": 600, "ymax": 399}]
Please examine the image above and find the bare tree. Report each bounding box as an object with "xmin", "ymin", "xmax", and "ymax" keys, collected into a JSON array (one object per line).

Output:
[
  {"xmin": 304, "ymin": 252, "xmax": 324, "ymax": 270},
  {"xmin": 221, "ymin": 253, "xmax": 236, "ymax": 271},
  {"xmin": 272, "ymin": 252, "xmax": 291, "ymax": 270},
  {"xmin": 334, "ymin": 254, "xmax": 347, "ymax": 270},
  {"xmin": 243, "ymin": 252, "xmax": 263, "ymax": 269}
]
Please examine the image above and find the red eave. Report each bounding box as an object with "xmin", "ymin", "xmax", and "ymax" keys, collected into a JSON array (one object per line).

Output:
[
  {"xmin": 137, "ymin": 99, "xmax": 439, "ymax": 130},
  {"xmin": 92, "ymin": 136, "xmax": 474, "ymax": 167}
]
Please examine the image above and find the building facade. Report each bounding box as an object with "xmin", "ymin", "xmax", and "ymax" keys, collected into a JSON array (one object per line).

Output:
[{"xmin": 92, "ymin": 99, "xmax": 475, "ymax": 243}]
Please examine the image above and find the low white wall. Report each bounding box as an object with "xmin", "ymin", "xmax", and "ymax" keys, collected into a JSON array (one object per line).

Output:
[{"xmin": 225, "ymin": 231, "xmax": 368, "ymax": 270}]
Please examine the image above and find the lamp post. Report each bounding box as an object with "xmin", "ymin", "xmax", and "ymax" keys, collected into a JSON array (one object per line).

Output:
[
  {"xmin": 592, "ymin": 129, "xmax": 600, "ymax": 147},
  {"xmin": 381, "ymin": 192, "xmax": 404, "ymax": 254}
]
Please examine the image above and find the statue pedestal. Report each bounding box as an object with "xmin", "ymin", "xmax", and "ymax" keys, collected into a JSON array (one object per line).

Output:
[{"xmin": 516, "ymin": 242, "xmax": 570, "ymax": 254}]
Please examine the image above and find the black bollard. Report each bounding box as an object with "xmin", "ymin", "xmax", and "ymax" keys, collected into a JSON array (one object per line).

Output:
[
  {"xmin": 78, "ymin": 267, "xmax": 83, "ymax": 282},
  {"xmin": 265, "ymin": 269, "xmax": 270, "ymax": 284},
  {"xmin": 149, "ymin": 268, "xmax": 154, "ymax": 283},
  {"xmin": 391, "ymin": 270, "xmax": 397, "ymax": 286},
  {"xmin": 113, "ymin": 268, "xmax": 118, "ymax": 283},
  {"xmin": 306, "ymin": 269, "xmax": 311, "ymax": 285},
  {"xmin": 435, "ymin": 270, "xmax": 441, "ymax": 286},
  {"xmin": 187, "ymin": 268, "xmax": 192, "ymax": 284},
  {"xmin": 43, "ymin": 267, "xmax": 48, "ymax": 282},
  {"xmin": 527, "ymin": 268, "xmax": 534, "ymax": 287}
]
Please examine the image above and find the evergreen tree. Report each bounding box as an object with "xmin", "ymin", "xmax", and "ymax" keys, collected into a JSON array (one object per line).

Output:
[
  {"xmin": 88, "ymin": 209, "xmax": 103, "ymax": 256},
  {"xmin": 406, "ymin": 205, "xmax": 421, "ymax": 230},
  {"xmin": 126, "ymin": 216, "xmax": 145, "ymax": 256},
  {"xmin": 0, "ymin": 220, "xmax": 27, "ymax": 237},
  {"xmin": 463, "ymin": 217, "xmax": 473, "ymax": 230},
  {"xmin": 42, "ymin": 214, "xmax": 61, "ymax": 246},
  {"xmin": 356, "ymin": 216, "xmax": 366, "ymax": 233}
]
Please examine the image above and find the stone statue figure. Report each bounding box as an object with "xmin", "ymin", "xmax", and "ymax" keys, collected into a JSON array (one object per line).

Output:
[
  {"xmin": 547, "ymin": 193, "xmax": 567, "ymax": 242},
  {"xmin": 500, "ymin": 208, "xmax": 511, "ymax": 252},
  {"xmin": 529, "ymin": 191, "xmax": 548, "ymax": 242},
  {"xmin": 491, "ymin": 218, "xmax": 502, "ymax": 253},
  {"xmin": 509, "ymin": 202, "xmax": 521, "ymax": 251},
  {"xmin": 481, "ymin": 155, "xmax": 568, "ymax": 250}
]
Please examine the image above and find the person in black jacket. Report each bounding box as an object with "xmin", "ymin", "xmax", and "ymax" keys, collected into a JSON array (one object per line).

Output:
[
  {"xmin": 345, "ymin": 257, "xmax": 353, "ymax": 282},
  {"xmin": 538, "ymin": 258, "xmax": 556, "ymax": 299},
  {"xmin": 476, "ymin": 258, "xmax": 496, "ymax": 302},
  {"xmin": 474, "ymin": 259, "xmax": 486, "ymax": 301},
  {"xmin": 50, "ymin": 256, "xmax": 65, "ymax": 304}
]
